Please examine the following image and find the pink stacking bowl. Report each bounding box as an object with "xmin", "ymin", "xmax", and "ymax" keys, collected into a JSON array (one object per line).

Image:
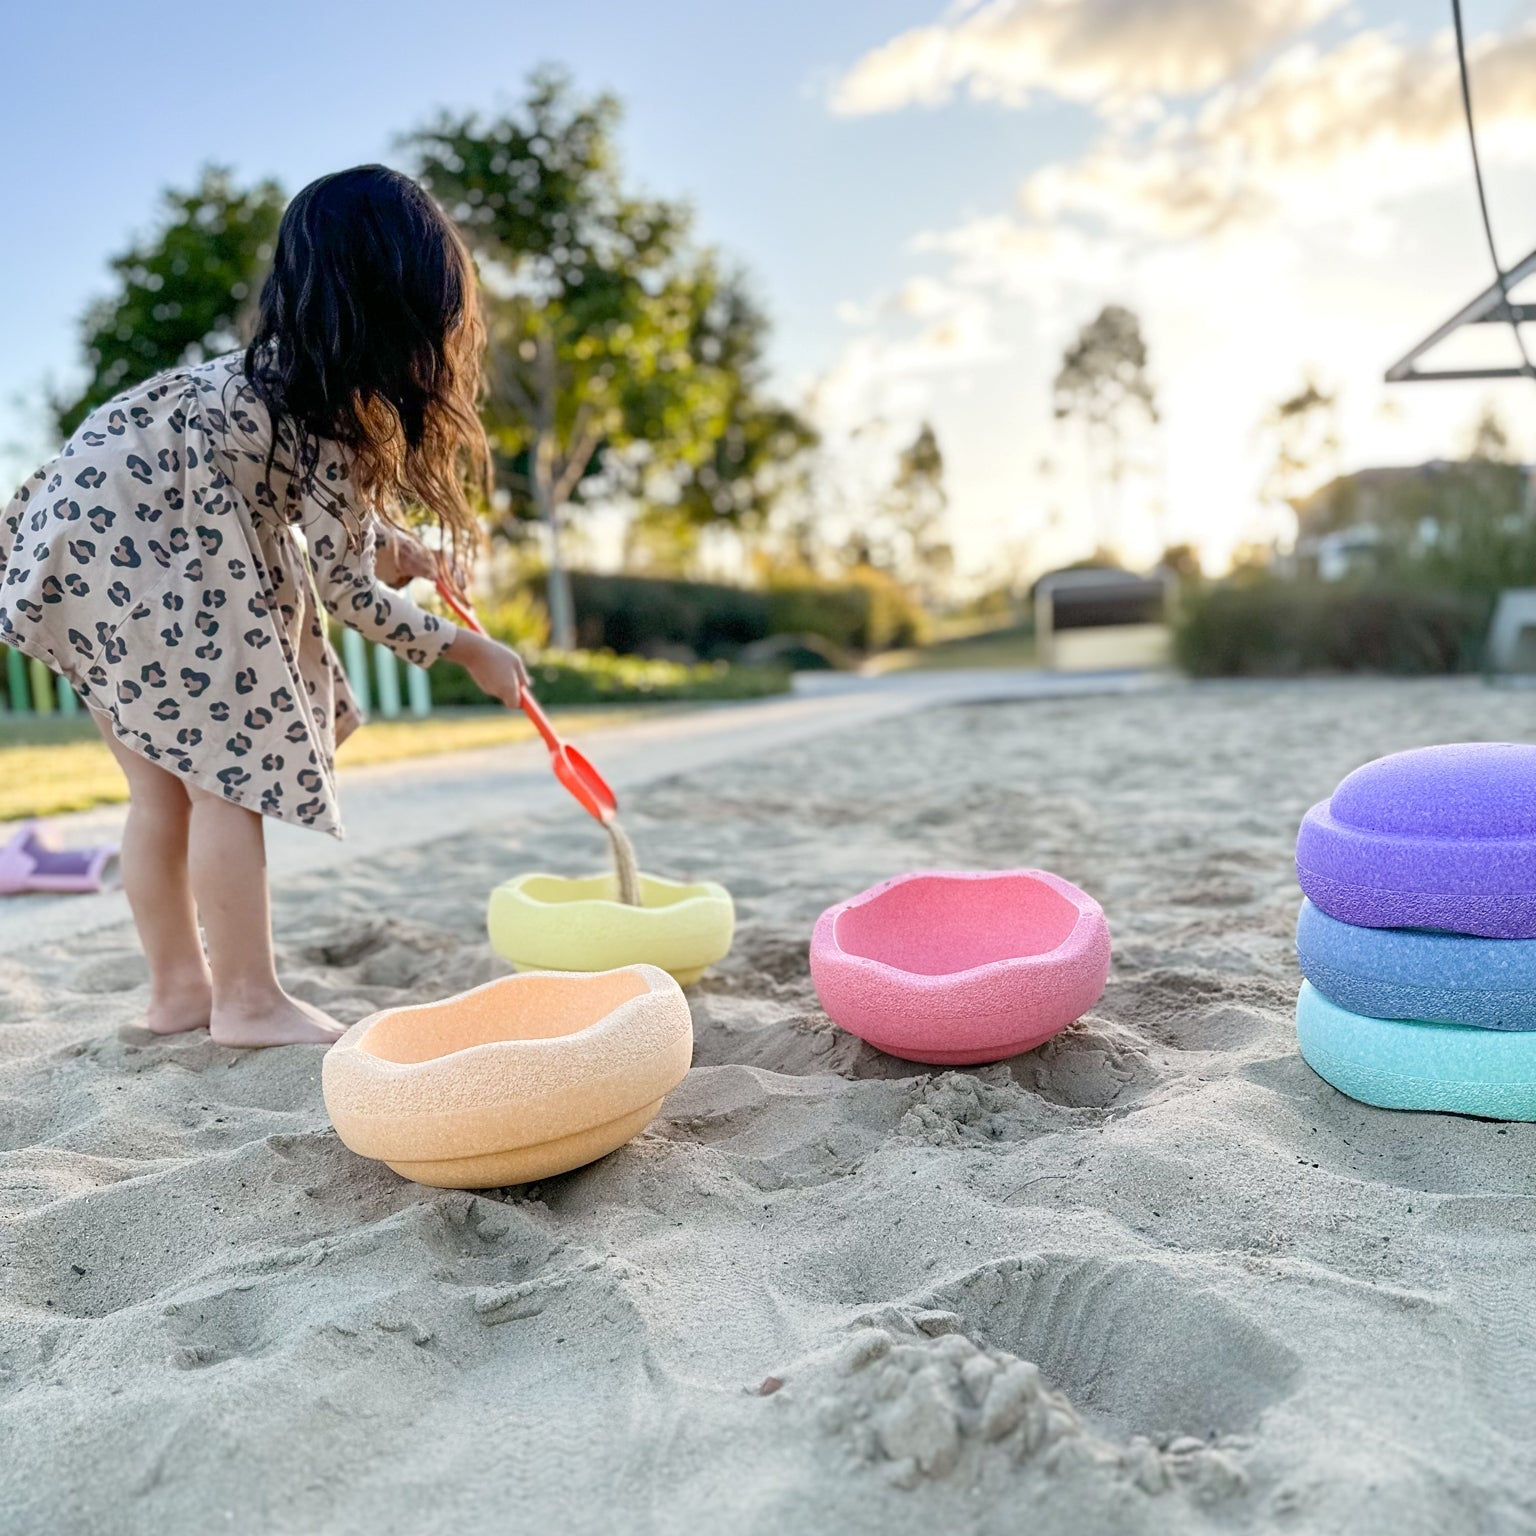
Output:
[{"xmin": 809, "ymin": 869, "xmax": 1111, "ymax": 1065}]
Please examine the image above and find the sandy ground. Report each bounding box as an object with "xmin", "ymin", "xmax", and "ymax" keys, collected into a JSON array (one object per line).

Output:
[{"xmin": 3, "ymin": 677, "xmax": 1535, "ymax": 1535}]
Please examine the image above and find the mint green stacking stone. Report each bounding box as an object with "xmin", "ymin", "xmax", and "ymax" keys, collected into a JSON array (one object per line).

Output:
[{"xmin": 1296, "ymin": 983, "xmax": 1536, "ymax": 1120}]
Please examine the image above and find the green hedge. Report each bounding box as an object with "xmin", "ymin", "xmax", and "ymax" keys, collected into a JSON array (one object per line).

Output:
[
  {"xmin": 562, "ymin": 573, "xmax": 769, "ymax": 657},
  {"xmin": 428, "ymin": 647, "xmax": 791, "ymax": 707},
  {"xmin": 766, "ymin": 568, "xmax": 928, "ymax": 652},
  {"xmin": 1173, "ymin": 579, "xmax": 1489, "ymax": 677},
  {"xmin": 547, "ymin": 569, "xmax": 927, "ymax": 657}
]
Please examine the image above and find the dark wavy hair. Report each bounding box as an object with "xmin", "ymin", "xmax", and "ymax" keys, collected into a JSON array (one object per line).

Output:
[{"xmin": 243, "ymin": 165, "xmax": 489, "ymax": 575}]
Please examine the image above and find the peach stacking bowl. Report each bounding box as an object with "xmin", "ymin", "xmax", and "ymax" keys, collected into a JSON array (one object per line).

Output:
[
  {"xmin": 809, "ymin": 869, "xmax": 1111, "ymax": 1065},
  {"xmin": 321, "ymin": 965, "xmax": 692, "ymax": 1188}
]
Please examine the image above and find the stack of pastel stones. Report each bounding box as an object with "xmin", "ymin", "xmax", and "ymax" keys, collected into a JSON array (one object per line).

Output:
[{"xmin": 1294, "ymin": 742, "xmax": 1536, "ymax": 1121}]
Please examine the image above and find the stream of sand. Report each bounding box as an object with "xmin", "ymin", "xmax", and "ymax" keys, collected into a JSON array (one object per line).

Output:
[{"xmin": 604, "ymin": 814, "xmax": 642, "ymax": 905}]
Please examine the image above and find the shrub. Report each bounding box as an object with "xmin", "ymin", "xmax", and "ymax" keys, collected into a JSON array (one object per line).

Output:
[
  {"xmin": 474, "ymin": 588, "xmax": 550, "ymax": 651},
  {"xmin": 1173, "ymin": 578, "xmax": 1489, "ymax": 677},
  {"xmin": 428, "ymin": 647, "xmax": 790, "ymax": 707},
  {"xmin": 560, "ymin": 573, "xmax": 771, "ymax": 659},
  {"xmin": 764, "ymin": 581, "xmax": 867, "ymax": 651},
  {"xmin": 532, "ymin": 569, "xmax": 927, "ymax": 658},
  {"xmin": 847, "ymin": 565, "xmax": 931, "ymax": 650}
]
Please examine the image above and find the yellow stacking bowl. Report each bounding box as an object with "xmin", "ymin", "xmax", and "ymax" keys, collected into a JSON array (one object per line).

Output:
[
  {"xmin": 487, "ymin": 872, "xmax": 734, "ymax": 986},
  {"xmin": 321, "ymin": 966, "xmax": 693, "ymax": 1188}
]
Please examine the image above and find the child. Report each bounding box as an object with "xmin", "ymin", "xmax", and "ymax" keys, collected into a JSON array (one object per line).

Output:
[{"xmin": 0, "ymin": 166, "xmax": 528, "ymax": 1046}]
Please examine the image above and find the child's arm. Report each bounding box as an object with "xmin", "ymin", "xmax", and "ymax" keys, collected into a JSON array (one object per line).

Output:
[
  {"xmin": 302, "ymin": 512, "xmax": 450, "ymax": 671},
  {"xmin": 372, "ymin": 521, "xmax": 439, "ymax": 589},
  {"xmin": 300, "ymin": 505, "xmax": 528, "ymax": 707}
]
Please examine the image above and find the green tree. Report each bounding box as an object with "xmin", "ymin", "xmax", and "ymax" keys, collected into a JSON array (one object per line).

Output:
[
  {"xmin": 1464, "ymin": 401, "xmax": 1517, "ymax": 464},
  {"xmin": 884, "ymin": 420, "xmax": 952, "ymax": 598},
  {"xmin": 1410, "ymin": 455, "xmax": 1533, "ymax": 593},
  {"xmin": 833, "ymin": 420, "xmax": 952, "ymax": 604},
  {"xmin": 1159, "ymin": 542, "xmax": 1203, "ymax": 583},
  {"xmin": 1053, "ymin": 305, "xmax": 1159, "ymax": 551},
  {"xmin": 408, "ymin": 72, "xmax": 786, "ymax": 646},
  {"xmin": 1261, "ymin": 375, "xmax": 1342, "ymax": 532},
  {"xmin": 625, "ymin": 268, "xmax": 817, "ymax": 573},
  {"xmin": 55, "ymin": 167, "xmax": 285, "ymax": 438}
]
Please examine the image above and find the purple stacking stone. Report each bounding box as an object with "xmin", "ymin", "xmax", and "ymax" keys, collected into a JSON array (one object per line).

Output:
[{"xmin": 1296, "ymin": 743, "xmax": 1536, "ymax": 938}]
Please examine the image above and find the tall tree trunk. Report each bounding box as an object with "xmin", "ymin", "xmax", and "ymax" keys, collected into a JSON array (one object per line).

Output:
[
  {"xmin": 1081, "ymin": 420, "xmax": 1107, "ymax": 556},
  {"xmin": 533, "ymin": 429, "xmax": 577, "ymax": 651},
  {"xmin": 532, "ymin": 334, "xmax": 577, "ymax": 651}
]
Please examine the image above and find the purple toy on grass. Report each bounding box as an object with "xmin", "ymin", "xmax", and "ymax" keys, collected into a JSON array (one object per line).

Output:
[
  {"xmin": 0, "ymin": 821, "xmax": 118, "ymax": 895},
  {"xmin": 1296, "ymin": 743, "xmax": 1536, "ymax": 939}
]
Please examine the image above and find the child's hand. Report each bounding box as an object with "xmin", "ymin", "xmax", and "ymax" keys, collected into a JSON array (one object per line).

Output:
[
  {"xmin": 448, "ymin": 628, "xmax": 530, "ymax": 709},
  {"xmin": 374, "ymin": 523, "xmax": 438, "ymax": 588}
]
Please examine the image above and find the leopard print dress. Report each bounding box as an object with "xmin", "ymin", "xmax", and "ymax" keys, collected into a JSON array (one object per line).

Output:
[{"xmin": 0, "ymin": 353, "xmax": 454, "ymax": 837}]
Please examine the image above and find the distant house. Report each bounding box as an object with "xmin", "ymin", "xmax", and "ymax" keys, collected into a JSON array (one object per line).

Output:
[{"xmin": 1289, "ymin": 461, "xmax": 1536, "ymax": 582}]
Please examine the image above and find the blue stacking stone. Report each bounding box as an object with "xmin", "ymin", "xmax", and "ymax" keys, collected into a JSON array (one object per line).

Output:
[{"xmin": 1296, "ymin": 898, "xmax": 1536, "ymax": 1031}]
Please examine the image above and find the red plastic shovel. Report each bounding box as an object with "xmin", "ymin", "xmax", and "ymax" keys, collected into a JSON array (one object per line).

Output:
[{"xmin": 435, "ymin": 578, "xmax": 619, "ymax": 826}]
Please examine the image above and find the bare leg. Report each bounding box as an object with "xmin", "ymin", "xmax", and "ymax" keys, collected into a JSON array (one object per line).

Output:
[
  {"xmin": 93, "ymin": 716, "xmax": 211, "ymax": 1033},
  {"xmin": 183, "ymin": 788, "xmax": 343, "ymax": 1047}
]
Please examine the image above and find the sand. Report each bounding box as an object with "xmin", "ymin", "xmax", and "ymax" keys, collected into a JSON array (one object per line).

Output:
[
  {"xmin": 604, "ymin": 814, "xmax": 643, "ymax": 907},
  {"xmin": 3, "ymin": 676, "xmax": 1535, "ymax": 1535}
]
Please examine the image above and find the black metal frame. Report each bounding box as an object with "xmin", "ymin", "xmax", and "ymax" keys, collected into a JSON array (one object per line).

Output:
[
  {"xmin": 1387, "ymin": 1, "xmax": 1535, "ymax": 385},
  {"xmin": 1385, "ymin": 247, "xmax": 1536, "ymax": 383}
]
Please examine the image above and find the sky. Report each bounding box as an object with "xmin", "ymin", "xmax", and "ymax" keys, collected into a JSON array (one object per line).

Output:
[{"xmin": 4, "ymin": 0, "xmax": 1536, "ymax": 580}]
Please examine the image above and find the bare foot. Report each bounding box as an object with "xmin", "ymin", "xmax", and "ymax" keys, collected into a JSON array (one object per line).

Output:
[
  {"xmin": 210, "ymin": 990, "xmax": 345, "ymax": 1048},
  {"xmin": 146, "ymin": 978, "xmax": 214, "ymax": 1035}
]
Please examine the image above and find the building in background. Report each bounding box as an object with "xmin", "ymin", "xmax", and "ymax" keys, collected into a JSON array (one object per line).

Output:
[{"xmin": 1290, "ymin": 461, "xmax": 1536, "ymax": 582}]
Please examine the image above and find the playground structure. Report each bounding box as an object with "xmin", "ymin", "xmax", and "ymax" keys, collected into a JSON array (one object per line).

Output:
[
  {"xmin": 1386, "ymin": 0, "xmax": 1534, "ymax": 388},
  {"xmin": 1383, "ymin": 0, "xmax": 1536, "ymax": 680}
]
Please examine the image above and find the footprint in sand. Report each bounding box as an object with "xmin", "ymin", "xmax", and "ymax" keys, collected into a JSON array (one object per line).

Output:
[{"xmin": 932, "ymin": 1254, "xmax": 1299, "ymax": 1442}]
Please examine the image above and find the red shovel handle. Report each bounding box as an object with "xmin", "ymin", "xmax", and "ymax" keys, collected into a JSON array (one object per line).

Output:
[
  {"xmin": 435, "ymin": 576, "xmax": 619, "ymax": 824},
  {"xmin": 436, "ymin": 577, "xmax": 484, "ymax": 635},
  {"xmin": 517, "ymin": 685, "xmax": 565, "ymax": 755}
]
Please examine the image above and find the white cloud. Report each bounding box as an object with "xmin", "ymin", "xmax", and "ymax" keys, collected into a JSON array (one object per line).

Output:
[
  {"xmin": 913, "ymin": 216, "xmax": 1132, "ymax": 299},
  {"xmin": 1024, "ymin": 26, "xmax": 1536, "ymax": 237},
  {"xmin": 812, "ymin": 280, "xmax": 1005, "ymax": 433},
  {"xmin": 819, "ymin": 16, "xmax": 1536, "ymax": 579},
  {"xmin": 831, "ymin": 0, "xmax": 1342, "ymax": 115}
]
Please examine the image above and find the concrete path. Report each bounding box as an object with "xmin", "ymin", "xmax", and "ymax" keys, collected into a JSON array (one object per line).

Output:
[{"xmin": 0, "ymin": 668, "xmax": 1171, "ymax": 949}]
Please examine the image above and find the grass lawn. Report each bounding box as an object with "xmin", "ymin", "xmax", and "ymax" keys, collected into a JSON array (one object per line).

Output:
[
  {"xmin": 868, "ymin": 621, "xmax": 1037, "ymax": 674},
  {"xmin": 0, "ymin": 707, "xmax": 653, "ymax": 823}
]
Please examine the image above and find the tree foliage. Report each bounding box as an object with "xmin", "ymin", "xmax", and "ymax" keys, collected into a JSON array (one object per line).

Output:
[
  {"xmin": 1464, "ymin": 402, "xmax": 1517, "ymax": 465},
  {"xmin": 1053, "ymin": 305, "xmax": 1158, "ymax": 480},
  {"xmin": 48, "ymin": 76, "xmax": 815, "ymax": 649},
  {"xmin": 1261, "ymin": 375, "xmax": 1340, "ymax": 524},
  {"xmin": 54, "ymin": 167, "xmax": 284, "ymax": 438},
  {"xmin": 1053, "ymin": 305, "xmax": 1158, "ymax": 551},
  {"xmin": 881, "ymin": 421, "xmax": 952, "ymax": 596},
  {"xmin": 1159, "ymin": 542, "xmax": 1203, "ymax": 583},
  {"xmin": 405, "ymin": 71, "xmax": 813, "ymax": 632},
  {"xmin": 626, "ymin": 273, "xmax": 817, "ymax": 571}
]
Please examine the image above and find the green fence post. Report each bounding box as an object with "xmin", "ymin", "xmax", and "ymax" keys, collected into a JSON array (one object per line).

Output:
[
  {"xmin": 27, "ymin": 659, "xmax": 54, "ymax": 714},
  {"xmin": 340, "ymin": 627, "xmax": 371, "ymax": 713},
  {"xmin": 4, "ymin": 648, "xmax": 28, "ymax": 713},
  {"xmin": 56, "ymin": 675, "xmax": 80, "ymax": 716},
  {"xmin": 405, "ymin": 664, "xmax": 433, "ymax": 718},
  {"xmin": 372, "ymin": 643, "xmax": 402, "ymax": 719}
]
